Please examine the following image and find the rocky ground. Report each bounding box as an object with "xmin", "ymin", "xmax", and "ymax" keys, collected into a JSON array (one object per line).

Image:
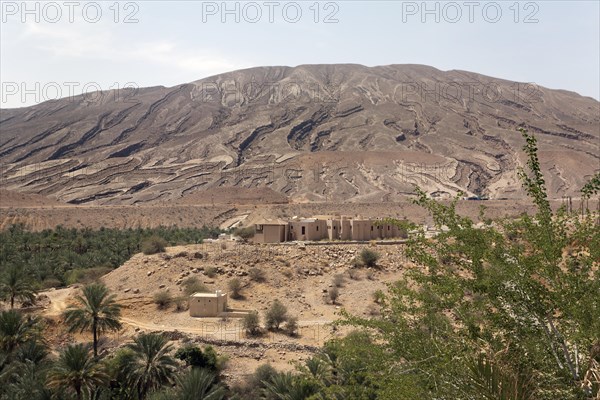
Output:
[
  {"xmin": 35, "ymin": 240, "xmax": 409, "ymax": 383},
  {"xmin": 2, "ymin": 65, "xmax": 598, "ymax": 205},
  {"xmin": 3, "ymin": 188, "xmax": 588, "ymax": 232}
]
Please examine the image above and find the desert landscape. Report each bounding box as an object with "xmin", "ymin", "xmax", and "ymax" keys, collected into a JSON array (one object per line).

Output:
[
  {"xmin": 38, "ymin": 240, "xmax": 409, "ymax": 383},
  {"xmin": 1, "ymin": 65, "xmax": 598, "ymax": 207},
  {"xmin": 1, "ymin": 62, "xmax": 599, "ymax": 399}
]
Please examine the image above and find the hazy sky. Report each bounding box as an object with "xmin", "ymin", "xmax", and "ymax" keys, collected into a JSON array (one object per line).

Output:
[{"xmin": 1, "ymin": 1, "xmax": 599, "ymax": 108}]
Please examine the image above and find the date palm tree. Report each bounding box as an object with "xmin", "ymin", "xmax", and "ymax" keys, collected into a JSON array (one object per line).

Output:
[
  {"xmin": 0, "ymin": 265, "xmax": 36, "ymax": 309},
  {"xmin": 63, "ymin": 283, "xmax": 122, "ymax": 357},
  {"xmin": 175, "ymin": 368, "xmax": 226, "ymax": 400},
  {"xmin": 47, "ymin": 343, "xmax": 107, "ymax": 400},
  {"xmin": 0, "ymin": 309, "xmax": 41, "ymax": 355},
  {"xmin": 122, "ymin": 333, "xmax": 178, "ymax": 399}
]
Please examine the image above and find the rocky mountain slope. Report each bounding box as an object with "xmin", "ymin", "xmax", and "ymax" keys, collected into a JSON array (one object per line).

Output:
[{"xmin": 1, "ymin": 64, "xmax": 598, "ymax": 204}]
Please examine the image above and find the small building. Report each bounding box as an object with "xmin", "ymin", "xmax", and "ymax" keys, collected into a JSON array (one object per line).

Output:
[
  {"xmin": 189, "ymin": 290, "xmax": 228, "ymax": 317},
  {"xmin": 253, "ymin": 219, "xmax": 289, "ymax": 243}
]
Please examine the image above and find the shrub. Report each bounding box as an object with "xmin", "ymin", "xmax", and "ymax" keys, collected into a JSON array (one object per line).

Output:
[
  {"xmin": 366, "ymin": 270, "xmax": 375, "ymax": 280},
  {"xmin": 228, "ymin": 278, "xmax": 243, "ymax": 299},
  {"xmin": 333, "ymin": 274, "xmax": 345, "ymax": 287},
  {"xmin": 203, "ymin": 345, "xmax": 220, "ymax": 370},
  {"xmin": 251, "ymin": 364, "xmax": 277, "ymax": 388},
  {"xmin": 243, "ymin": 311, "xmax": 261, "ymax": 336},
  {"xmin": 233, "ymin": 226, "xmax": 255, "ymax": 241},
  {"xmin": 328, "ymin": 287, "xmax": 339, "ymax": 304},
  {"xmin": 285, "ymin": 316, "xmax": 298, "ymax": 336},
  {"xmin": 153, "ymin": 290, "xmax": 172, "ymax": 309},
  {"xmin": 65, "ymin": 266, "xmax": 112, "ymax": 285},
  {"xmin": 248, "ymin": 267, "xmax": 266, "ymax": 282},
  {"xmin": 347, "ymin": 269, "xmax": 361, "ymax": 280},
  {"xmin": 351, "ymin": 257, "xmax": 364, "ymax": 268},
  {"xmin": 231, "ymin": 364, "xmax": 277, "ymax": 399},
  {"xmin": 360, "ymin": 249, "xmax": 380, "ymax": 267},
  {"xmin": 42, "ymin": 278, "xmax": 63, "ymax": 289},
  {"xmin": 265, "ymin": 300, "xmax": 288, "ymax": 330},
  {"xmin": 175, "ymin": 345, "xmax": 219, "ymax": 371},
  {"xmin": 141, "ymin": 235, "xmax": 168, "ymax": 255},
  {"xmin": 175, "ymin": 345, "xmax": 206, "ymax": 368},
  {"xmin": 205, "ymin": 267, "xmax": 217, "ymax": 278},
  {"xmin": 174, "ymin": 296, "xmax": 188, "ymax": 312},
  {"xmin": 372, "ymin": 289, "xmax": 384, "ymax": 304},
  {"xmin": 183, "ymin": 276, "xmax": 209, "ymax": 296}
]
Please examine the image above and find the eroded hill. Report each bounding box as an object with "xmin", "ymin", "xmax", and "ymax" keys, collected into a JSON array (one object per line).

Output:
[{"xmin": 1, "ymin": 64, "xmax": 598, "ymax": 204}]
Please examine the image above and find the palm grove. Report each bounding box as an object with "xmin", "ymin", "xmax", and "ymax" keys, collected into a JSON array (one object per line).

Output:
[{"xmin": 1, "ymin": 130, "xmax": 599, "ymax": 399}]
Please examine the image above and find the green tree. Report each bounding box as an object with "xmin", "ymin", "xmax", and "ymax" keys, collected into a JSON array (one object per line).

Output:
[
  {"xmin": 228, "ymin": 278, "xmax": 243, "ymax": 299},
  {"xmin": 0, "ymin": 310, "xmax": 41, "ymax": 356},
  {"xmin": 46, "ymin": 343, "xmax": 107, "ymax": 400},
  {"xmin": 580, "ymin": 171, "xmax": 600, "ymax": 200},
  {"xmin": 233, "ymin": 226, "xmax": 255, "ymax": 241},
  {"xmin": 265, "ymin": 300, "xmax": 288, "ymax": 331},
  {"xmin": 337, "ymin": 129, "xmax": 600, "ymax": 399},
  {"xmin": 262, "ymin": 371, "xmax": 319, "ymax": 400},
  {"xmin": 173, "ymin": 368, "xmax": 226, "ymax": 400},
  {"xmin": 242, "ymin": 311, "xmax": 261, "ymax": 337},
  {"xmin": 63, "ymin": 283, "xmax": 122, "ymax": 357},
  {"xmin": 174, "ymin": 345, "xmax": 219, "ymax": 371},
  {"xmin": 122, "ymin": 333, "xmax": 178, "ymax": 399},
  {"xmin": 0, "ymin": 265, "xmax": 36, "ymax": 309}
]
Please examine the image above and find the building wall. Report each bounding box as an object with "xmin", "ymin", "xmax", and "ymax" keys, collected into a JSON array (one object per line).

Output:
[
  {"xmin": 370, "ymin": 223, "xmax": 381, "ymax": 240},
  {"xmin": 289, "ymin": 220, "xmax": 327, "ymax": 241},
  {"xmin": 350, "ymin": 220, "xmax": 372, "ymax": 241},
  {"xmin": 255, "ymin": 217, "xmax": 402, "ymax": 243},
  {"xmin": 189, "ymin": 294, "xmax": 228, "ymax": 317},
  {"xmin": 254, "ymin": 224, "xmax": 287, "ymax": 243},
  {"xmin": 339, "ymin": 219, "xmax": 352, "ymax": 240},
  {"xmin": 326, "ymin": 219, "xmax": 341, "ymax": 240}
]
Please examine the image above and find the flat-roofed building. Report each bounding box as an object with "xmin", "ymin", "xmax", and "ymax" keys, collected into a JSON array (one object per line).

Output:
[
  {"xmin": 189, "ymin": 290, "xmax": 228, "ymax": 317},
  {"xmin": 253, "ymin": 215, "xmax": 405, "ymax": 243},
  {"xmin": 253, "ymin": 219, "xmax": 289, "ymax": 243}
]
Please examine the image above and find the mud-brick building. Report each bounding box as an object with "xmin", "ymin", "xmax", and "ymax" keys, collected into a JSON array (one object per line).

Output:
[
  {"xmin": 189, "ymin": 291, "xmax": 228, "ymax": 317},
  {"xmin": 289, "ymin": 218, "xmax": 328, "ymax": 241},
  {"xmin": 253, "ymin": 219, "xmax": 289, "ymax": 243},
  {"xmin": 253, "ymin": 215, "xmax": 405, "ymax": 243}
]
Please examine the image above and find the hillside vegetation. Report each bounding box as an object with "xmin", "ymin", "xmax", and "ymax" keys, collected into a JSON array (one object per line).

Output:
[{"xmin": 0, "ymin": 225, "xmax": 222, "ymax": 288}]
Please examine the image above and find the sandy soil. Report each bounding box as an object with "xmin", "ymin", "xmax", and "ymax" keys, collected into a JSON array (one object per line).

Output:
[
  {"xmin": 1, "ymin": 196, "xmax": 587, "ymax": 232},
  {"xmin": 34, "ymin": 241, "xmax": 406, "ymax": 381}
]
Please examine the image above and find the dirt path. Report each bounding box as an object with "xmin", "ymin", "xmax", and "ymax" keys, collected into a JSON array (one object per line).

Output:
[
  {"xmin": 42, "ymin": 287, "xmax": 75, "ymax": 316},
  {"xmin": 40, "ymin": 287, "xmax": 333, "ymax": 342}
]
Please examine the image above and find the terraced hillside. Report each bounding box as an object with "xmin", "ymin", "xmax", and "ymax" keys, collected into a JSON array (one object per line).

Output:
[{"xmin": 1, "ymin": 64, "xmax": 598, "ymax": 205}]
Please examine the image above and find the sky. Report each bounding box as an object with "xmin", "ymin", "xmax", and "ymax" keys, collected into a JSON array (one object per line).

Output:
[{"xmin": 1, "ymin": 0, "xmax": 599, "ymax": 108}]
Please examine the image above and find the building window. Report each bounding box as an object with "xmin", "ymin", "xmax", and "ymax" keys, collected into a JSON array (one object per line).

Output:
[
  {"xmin": 302, "ymin": 226, "xmax": 306, "ymax": 235},
  {"xmin": 388, "ymin": 226, "xmax": 390, "ymax": 231},
  {"xmin": 316, "ymin": 226, "xmax": 319, "ymax": 231},
  {"xmin": 371, "ymin": 226, "xmax": 373, "ymax": 231}
]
